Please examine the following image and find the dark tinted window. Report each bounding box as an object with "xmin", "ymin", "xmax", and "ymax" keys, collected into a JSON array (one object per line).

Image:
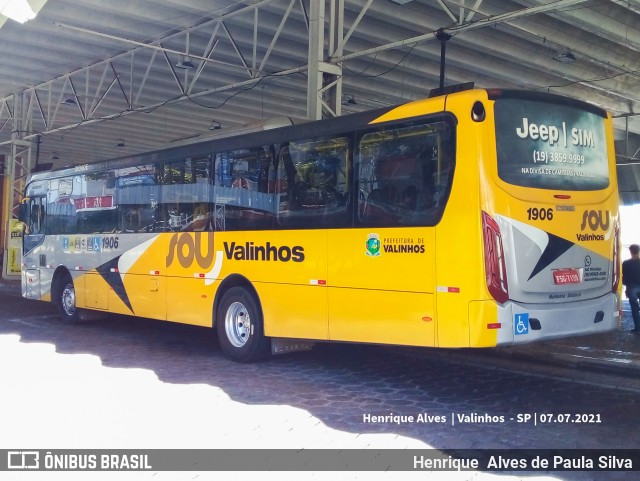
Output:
[
  {"xmin": 357, "ymin": 119, "xmax": 454, "ymax": 227},
  {"xmin": 214, "ymin": 146, "xmax": 275, "ymax": 231},
  {"xmin": 115, "ymin": 165, "xmax": 158, "ymax": 232},
  {"xmin": 157, "ymin": 156, "xmax": 212, "ymax": 232},
  {"xmin": 276, "ymin": 137, "xmax": 350, "ymax": 228}
]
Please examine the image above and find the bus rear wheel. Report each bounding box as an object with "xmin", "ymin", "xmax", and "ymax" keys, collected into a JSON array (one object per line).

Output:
[
  {"xmin": 56, "ymin": 275, "xmax": 80, "ymax": 323},
  {"xmin": 216, "ymin": 286, "xmax": 270, "ymax": 362}
]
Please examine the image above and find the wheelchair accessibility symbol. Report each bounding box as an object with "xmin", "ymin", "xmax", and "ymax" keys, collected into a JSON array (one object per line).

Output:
[{"xmin": 514, "ymin": 313, "xmax": 529, "ymax": 335}]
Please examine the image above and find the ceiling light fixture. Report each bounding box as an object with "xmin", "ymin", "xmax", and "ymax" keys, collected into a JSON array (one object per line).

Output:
[
  {"xmin": 342, "ymin": 93, "xmax": 357, "ymax": 106},
  {"xmin": 176, "ymin": 57, "xmax": 195, "ymax": 69},
  {"xmin": 50, "ymin": 153, "xmax": 59, "ymax": 160},
  {"xmin": 209, "ymin": 120, "xmax": 222, "ymax": 130},
  {"xmin": 553, "ymin": 51, "xmax": 576, "ymax": 63},
  {"xmin": 116, "ymin": 139, "xmax": 125, "ymax": 147},
  {"xmin": 0, "ymin": 0, "xmax": 37, "ymax": 24}
]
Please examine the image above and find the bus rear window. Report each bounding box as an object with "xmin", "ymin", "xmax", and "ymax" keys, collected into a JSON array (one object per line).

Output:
[{"xmin": 494, "ymin": 98, "xmax": 609, "ymax": 191}]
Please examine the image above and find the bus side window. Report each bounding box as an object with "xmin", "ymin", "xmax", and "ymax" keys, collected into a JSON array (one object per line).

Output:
[
  {"xmin": 276, "ymin": 137, "xmax": 349, "ymax": 228},
  {"xmin": 74, "ymin": 172, "xmax": 118, "ymax": 234},
  {"xmin": 213, "ymin": 147, "xmax": 275, "ymax": 231},
  {"xmin": 155, "ymin": 156, "xmax": 212, "ymax": 232},
  {"xmin": 357, "ymin": 119, "xmax": 454, "ymax": 227},
  {"xmin": 114, "ymin": 164, "xmax": 157, "ymax": 233}
]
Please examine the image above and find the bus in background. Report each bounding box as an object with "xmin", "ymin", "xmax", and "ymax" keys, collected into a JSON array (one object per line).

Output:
[{"xmin": 19, "ymin": 87, "xmax": 621, "ymax": 362}]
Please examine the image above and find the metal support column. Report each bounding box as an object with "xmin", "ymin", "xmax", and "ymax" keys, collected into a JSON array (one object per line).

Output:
[
  {"xmin": 307, "ymin": 0, "xmax": 343, "ymax": 120},
  {"xmin": 2, "ymin": 93, "xmax": 31, "ymax": 278}
]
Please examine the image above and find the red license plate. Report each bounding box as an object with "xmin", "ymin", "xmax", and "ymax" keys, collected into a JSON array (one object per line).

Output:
[{"xmin": 553, "ymin": 268, "xmax": 581, "ymax": 285}]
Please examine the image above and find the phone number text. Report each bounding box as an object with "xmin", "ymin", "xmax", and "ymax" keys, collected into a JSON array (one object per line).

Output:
[{"xmin": 533, "ymin": 150, "xmax": 585, "ymax": 165}]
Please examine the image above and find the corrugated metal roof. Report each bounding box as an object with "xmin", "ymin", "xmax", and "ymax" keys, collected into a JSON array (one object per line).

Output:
[{"xmin": 1, "ymin": 0, "xmax": 639, "ymax": 169}]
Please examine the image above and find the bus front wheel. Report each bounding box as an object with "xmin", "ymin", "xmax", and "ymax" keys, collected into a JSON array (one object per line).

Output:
[
  {"xmin": 216, "ymin": 286, "xmax": 270, "ymax": 363},
  {"xmin": 56, "ymin": 276, "xmax": 80, "ymax": 323}
]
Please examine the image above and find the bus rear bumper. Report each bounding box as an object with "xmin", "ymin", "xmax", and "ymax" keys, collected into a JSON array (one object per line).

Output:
[{"xmin": 496, "ymin": 293, "xmax": 620, "ymax": 345}]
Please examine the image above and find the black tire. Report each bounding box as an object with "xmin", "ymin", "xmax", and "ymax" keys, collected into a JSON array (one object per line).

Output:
[
  {"xmin": 56, "ymin": 275, "xmax": 80, "ymax": 323},
  {"xmin": 216, "ymin": 286, "xmax": 270, "ymax": 362}
]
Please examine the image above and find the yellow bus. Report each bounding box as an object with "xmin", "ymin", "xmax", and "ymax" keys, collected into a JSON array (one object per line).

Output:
[{"xmin": 19, "ymin": 87, "xmax": 621, "ymax": 362}]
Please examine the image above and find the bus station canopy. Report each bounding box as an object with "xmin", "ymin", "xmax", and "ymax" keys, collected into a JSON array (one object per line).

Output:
[{"xmin": 0, "ymin": 0, "xmax": 639, "ymax": 174}]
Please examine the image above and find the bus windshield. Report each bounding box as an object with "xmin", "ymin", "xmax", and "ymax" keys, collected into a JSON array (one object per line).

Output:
[{"xmin": 494, "ymin": 97, "xmax": 609, "ymax": 191}]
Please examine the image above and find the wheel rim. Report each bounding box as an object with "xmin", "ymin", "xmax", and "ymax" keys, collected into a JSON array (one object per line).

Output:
[
  {"xmin": 61, "ymin": 283, "xmax": 76, "ymax": 317},
  {"xmin": 224, "ymin": 301, "xmax": 251, "ymax": 348}
]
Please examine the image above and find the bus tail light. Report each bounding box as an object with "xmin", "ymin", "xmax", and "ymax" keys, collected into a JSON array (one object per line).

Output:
[
  {"xmin": 612, "ymin": 221, "xmax": 621, "ymax": 293},
  {"xmin": 482, "ymin": 211, "xmax": 509, "ymax": 304}
]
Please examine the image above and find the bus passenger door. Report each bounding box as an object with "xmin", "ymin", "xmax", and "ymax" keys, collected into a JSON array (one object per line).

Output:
[{"xmin": 21, "ymin": 196, "xmax": 46, "ymax": 300}]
